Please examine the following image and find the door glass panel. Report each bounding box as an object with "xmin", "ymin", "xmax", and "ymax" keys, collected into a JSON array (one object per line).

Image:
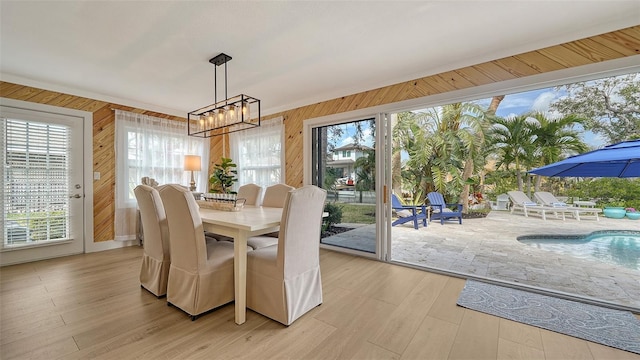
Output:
[
  {"xmin": 2, "ymin": 118, "xmax": 72, "ymax": 246},
  {"xmin": 311, "ymin": 118, "xmax": 376, "ymax": 253}
]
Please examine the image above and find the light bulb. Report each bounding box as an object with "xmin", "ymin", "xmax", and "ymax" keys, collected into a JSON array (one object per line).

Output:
[
  {"xmin": 241, "ymin": 101, "xmax": 249, "ymax": 121},
  {"xmin": 218, "ymin": 108, "xmax": 225, "ymax": 122},
  {"xmin": 227, "ymin": 105, "xmax": 236, "ymax": 124}
]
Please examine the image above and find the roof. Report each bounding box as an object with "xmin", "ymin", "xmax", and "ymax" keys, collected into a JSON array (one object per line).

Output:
[{"xmin": 332, "ymin": 143, "xmax": 374, "ymax": 152}]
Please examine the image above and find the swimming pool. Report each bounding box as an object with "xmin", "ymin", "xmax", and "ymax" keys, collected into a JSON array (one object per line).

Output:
[{"xmin": 517, "ymin": 230, "xmax": 640, "ymax": 271}]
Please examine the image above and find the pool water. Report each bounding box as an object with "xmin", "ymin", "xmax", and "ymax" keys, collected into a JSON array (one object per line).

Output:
[{"xmin": 517, "ymin": 230, "xmax": 640, "ymax": 271}]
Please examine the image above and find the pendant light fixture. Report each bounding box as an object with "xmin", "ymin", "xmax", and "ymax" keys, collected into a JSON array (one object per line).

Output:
[{"xmin": 188, "ymin": 53, "xmax": 260, "ymax": 137}]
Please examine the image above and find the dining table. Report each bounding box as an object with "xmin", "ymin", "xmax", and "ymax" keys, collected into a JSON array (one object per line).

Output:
[{"xmin": 199, "ymin": 205, "xmax": 283, "ymax": 325}]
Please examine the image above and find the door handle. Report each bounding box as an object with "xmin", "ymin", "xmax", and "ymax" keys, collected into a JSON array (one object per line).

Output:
[{"xmin": 69, "ymin": 194, "xmax": 82, "ymax": 199}]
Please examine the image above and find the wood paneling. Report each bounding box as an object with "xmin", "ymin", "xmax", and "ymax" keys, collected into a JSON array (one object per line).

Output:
[{"xmin": 1, "ymin": 25, "xmax": 639, "ymax": 242}]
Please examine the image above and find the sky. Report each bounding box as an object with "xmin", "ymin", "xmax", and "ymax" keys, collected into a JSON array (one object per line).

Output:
[
  {"xmin": 476, "ymin": 88, "xmax": 606, "ymax": 149},
  {"xmin": 333, "ymin": 87, "xmax": 606, "ymax": 151},
  {"xmin": 331, "ymin": 73, "xmax": 638, "ymax": 151}
]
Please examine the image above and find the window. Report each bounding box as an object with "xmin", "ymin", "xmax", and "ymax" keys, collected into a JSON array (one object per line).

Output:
[
  {"xmin": 2, "ymin": 118, "xmax": 70, "ymax": 246},
  {"xmin": 230, "ymin": 117, "xmax": 284, "ymax": 190},
  {"xmin": 114, "ymin": 110, "xmax": 209, "ymax": 240},
  {"xmin": 342, "ymin": 150, "xmax": 351, "ymax": 158}
]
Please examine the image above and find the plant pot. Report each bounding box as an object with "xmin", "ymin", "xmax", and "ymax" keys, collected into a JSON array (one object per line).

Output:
[
  {"xmin": 626, "ymin": 212, "xmax": 640, "ymax": 220},
  {"xmin": 603, "ymin": 207, "xmax": 626, "ymax": 219}
]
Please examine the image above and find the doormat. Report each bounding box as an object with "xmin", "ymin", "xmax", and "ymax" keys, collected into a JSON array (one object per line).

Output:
[{"xmin": 456, "ymin": 280, "xmax": 640, "ymax": 354}]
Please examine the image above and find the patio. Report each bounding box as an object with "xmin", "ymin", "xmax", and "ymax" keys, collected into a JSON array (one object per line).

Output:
[{"xmin": 323, "ymin": 210, "xmax": 640, "ymax": 311}]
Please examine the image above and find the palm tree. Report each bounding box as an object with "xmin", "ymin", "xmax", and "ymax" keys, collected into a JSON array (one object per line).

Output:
[
  {"xmin": 488, "ymin": 115, "xmax": 537, "ymax": 191},
  {"xmin": 354, "ymin": 149, "xmax": 375, "ymax": 202},
  {"xmin": 403, "ymin": 103, "xmax": 487, "ymax": 207},
  {"xmin": 393, "ymin": 103, "xmax": 489, "ymax": 210},
  {"xmin": 528, "ymin": 112, "xmax": 588, "ymax": 190},
  {"xmin": 392, "ymin": 111, "xmax": 425, "ymax": 197}
]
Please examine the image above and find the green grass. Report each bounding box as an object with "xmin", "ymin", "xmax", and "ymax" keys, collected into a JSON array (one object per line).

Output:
[{"xmin": 335, "ymin": 203, "xmax": 376, "ymax": 224}]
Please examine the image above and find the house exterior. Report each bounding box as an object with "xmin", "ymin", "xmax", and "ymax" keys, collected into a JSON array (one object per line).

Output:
[{"xmin": 326, "ymin": 143, "xmax": 373, "ymax": 186}]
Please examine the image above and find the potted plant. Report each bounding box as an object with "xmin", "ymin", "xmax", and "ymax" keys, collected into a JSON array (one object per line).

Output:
[
  {"xmin": 209, "ymin": 157, "xmax": 238, "ymax": 194},
  {"xmin": 626, "ymin": 207, "xmax": 639, "ymax": 220}
]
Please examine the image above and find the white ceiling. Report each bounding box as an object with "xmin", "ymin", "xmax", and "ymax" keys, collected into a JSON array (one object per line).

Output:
[{"xmin": 1, "ymin": 1, "xmax": 639, "ymax": 117}]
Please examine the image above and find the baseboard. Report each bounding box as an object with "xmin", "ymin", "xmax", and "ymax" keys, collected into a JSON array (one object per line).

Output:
[{"xmin": 85, "ymin": 239, "xmax": 139, "ymax": 253}]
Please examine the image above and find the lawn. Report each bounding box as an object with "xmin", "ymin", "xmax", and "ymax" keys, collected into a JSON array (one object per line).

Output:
[{"xmin": 338, "ymin": 203, "xmax": 376, "ymax": 224}]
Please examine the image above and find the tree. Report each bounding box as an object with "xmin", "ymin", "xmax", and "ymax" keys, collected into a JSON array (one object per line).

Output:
[
  {"xmin": 393, "ymin": 111, "xmax": 431, "ymax": 199},
  {"xmin": 550, "ymin": 73, "xmax": 640, "ymax": 143},
  {"xmin": 528, "ymin": 112, "xmax": 588, "ymax": 190},
  {"xmin": 487, "ymin": 115, "xmax": 536, "ymax": 191},
  {"xmin": 405, "ymin": 103, "xmax": 487, "ymax": 208},
  {"xmin": 354, "ymin": 149, "xmax": 375, "ymax": 202}
]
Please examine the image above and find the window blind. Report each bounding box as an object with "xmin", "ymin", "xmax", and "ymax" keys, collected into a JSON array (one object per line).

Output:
[{"xmin": 2, "ymin": 118, "xmax": 70, "ymax": 246}]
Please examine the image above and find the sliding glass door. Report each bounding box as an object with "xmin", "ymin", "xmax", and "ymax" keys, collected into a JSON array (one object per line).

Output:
[{"xmin": 309, "ymin": 115, "xmax": 391, "ymax": 257}]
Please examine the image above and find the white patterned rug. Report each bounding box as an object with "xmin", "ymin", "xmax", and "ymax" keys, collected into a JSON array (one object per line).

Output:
[{"xmin": 456, "ymin": 280, "xmax": 640, "ymax": 354}]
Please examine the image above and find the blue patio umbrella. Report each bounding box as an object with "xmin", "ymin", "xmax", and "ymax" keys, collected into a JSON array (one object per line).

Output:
[{"xmin": 529, "ymin": 140, "xmax": 640, "ymax": 178}]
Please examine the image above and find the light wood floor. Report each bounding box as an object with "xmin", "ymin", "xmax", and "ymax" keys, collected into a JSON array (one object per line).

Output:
[{"xmin": 1, "ymin": 247, "xmax": 639, "ymax": 360}]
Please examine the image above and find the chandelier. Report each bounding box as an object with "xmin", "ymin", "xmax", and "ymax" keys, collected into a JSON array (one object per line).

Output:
[{"xmin": 188, "ymin": 53, "xmax": 260, "ymax": 137}]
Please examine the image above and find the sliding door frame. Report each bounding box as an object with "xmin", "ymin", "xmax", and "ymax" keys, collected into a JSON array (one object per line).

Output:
[{"xmin": 303, "ymin": 56, "xmax": 640, "ymax": 261}]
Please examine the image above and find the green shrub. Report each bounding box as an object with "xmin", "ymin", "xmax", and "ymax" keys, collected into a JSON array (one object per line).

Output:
[
  {"xmin": 322, "ymin": 202, "xmax": 343, "ymax": 232},
  {"xmin": 567, "ymin": 178, "xmax": 640, "ymax": 209}
]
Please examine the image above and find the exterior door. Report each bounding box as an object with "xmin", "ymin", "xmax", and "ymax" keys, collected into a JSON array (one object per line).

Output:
[
  {"xmin": 310, "ymin": 117, "xmax": 378, "ymax": 256},
  {"xmin": 1, "ymin": 104, "xmax": 85, "ymax": 265}
]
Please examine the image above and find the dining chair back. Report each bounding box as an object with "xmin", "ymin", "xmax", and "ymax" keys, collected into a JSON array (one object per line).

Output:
[
  {"xmin": 237, "ymin": 183, "xmax": 263, "ymax": 206},
  {"xmin": 134, "ymin": 184, "xmax": 170, "ymax": 297},
  {"xmin": 158, "ymin": 184, "xmax": 236, "ymax": 320},
  {"xmin": 261, "ymin": 183, "xmax": 295, "ymax": 208},
  {"xmin": 246, "ymin": 185, "xmax": 327, "ymax": 325}
]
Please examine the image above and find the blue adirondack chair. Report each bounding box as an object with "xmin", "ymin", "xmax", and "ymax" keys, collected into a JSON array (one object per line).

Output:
[
  {"xmin": 426, "ymin": 192, "xmax": 463, "ymax": 225},
  {"xmin": 391, "ymin": 193, "xmax": 427, "ymax": 229}
]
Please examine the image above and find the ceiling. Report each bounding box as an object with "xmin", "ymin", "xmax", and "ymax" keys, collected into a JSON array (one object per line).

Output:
[{"xmin": 1, "ymin": 1, "xmax": 639, "ymax": 118}]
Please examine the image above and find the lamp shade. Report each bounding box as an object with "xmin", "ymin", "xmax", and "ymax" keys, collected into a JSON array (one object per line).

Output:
[{"xmin": 184, "ymin": 155, "xmax": 202, "ymax": 171}]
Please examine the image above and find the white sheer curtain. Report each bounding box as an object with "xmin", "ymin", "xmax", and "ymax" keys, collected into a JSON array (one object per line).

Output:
[
  {"xmin": 230, "ymin": 117, "xmax": 284, "ymax": 191},
  {"xmin": 114, "ymin": 110, "xmax": 210, "ymax": 241}
]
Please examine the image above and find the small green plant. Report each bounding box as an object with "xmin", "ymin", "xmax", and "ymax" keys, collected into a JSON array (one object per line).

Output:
[
  {"xmin": 322, "ymin": 202, "xmax": 343, "ymax": 232},
  {"xmin": 209, "ymin": 157, "xmax": 238, "ymax": 194}
]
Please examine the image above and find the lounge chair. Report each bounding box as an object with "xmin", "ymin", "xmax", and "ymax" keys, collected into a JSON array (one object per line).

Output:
[
  {"xmin": 391, "ymin": 193, "xmax": 428, "ymax": 229},
  {"xmin": 426, "ymin": 192, "xmax": 462, "ymax": 225},
  {"xmin": 533, "ymin": 191, "xmax": 601, "ymax": 221},
  {"xmin": 507, "ymin": 191, "xmax": 571, "ymax": 221}
]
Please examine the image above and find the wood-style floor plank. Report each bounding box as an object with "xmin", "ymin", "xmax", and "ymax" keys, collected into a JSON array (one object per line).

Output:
[
  {"xmin": 448, "ymin": 310, "xmax": 500, "ymax": 359},
  {"xmin": 370, "ymin": 271, "xmax": 449, "ymax": 354},
  {"xmin": 0, "ymin": 246, "xmax": 638, "ymax": 360},
  {"xmin": 498, "ymin": 318, "xmax": 544, "ymax": 351},
  {"xmin": 400, "ymin": 315, "xmax": 459, "ymax": 360}
]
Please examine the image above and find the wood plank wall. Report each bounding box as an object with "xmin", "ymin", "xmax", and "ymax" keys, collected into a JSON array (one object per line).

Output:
[{"xmin": 1, "ymin": 25, "xmax": 638, "ymax": 243}]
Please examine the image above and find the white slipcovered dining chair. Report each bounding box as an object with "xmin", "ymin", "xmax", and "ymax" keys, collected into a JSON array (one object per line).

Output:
[
  {"xmin": 205, "ymin": 183, "xmax": 266, "ymax": 245},
  {"xmin": 134, "ymin": 184, "xmax": 170, "ymax": 297},
  {"xmin": 158, "ymin": 184, "xmax": 237, "ymax": 320},
  {"xmin": 246, "ymin": 185, "xmax": 327, "ymax": 325},
  {"xmin": 237, "ymin": 183, "xmax": 263, "ymax": 206},
  {"xmin": 261, "ymin": 183, "xmax": 295, "ymax": 207},
  {"xmin": 247, "ymin": 183, "xmax": 295, "ymax": 250}
]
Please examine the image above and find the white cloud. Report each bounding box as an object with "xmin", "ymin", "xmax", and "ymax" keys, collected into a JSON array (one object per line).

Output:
[
  {"xmin": 531, "ymin": 91, "xmax": 556, "ymax": 112},
  {"xmin": 340, "ymin": 136, "xmax": 354, "ymax": 146}
]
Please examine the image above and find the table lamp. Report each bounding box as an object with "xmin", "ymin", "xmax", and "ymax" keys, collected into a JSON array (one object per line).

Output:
[{"xmin": 184, "ymin": 155, "xmax": 201, "ymax": 192}]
